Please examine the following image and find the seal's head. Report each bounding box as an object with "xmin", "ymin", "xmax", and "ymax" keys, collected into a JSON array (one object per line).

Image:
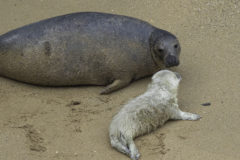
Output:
[
  {"xmin": 150, "ymin": 29, "xmax": 181, "ymax": 68},
  {"xmin": 151, "ymin": 70, "xmax": 181, "ymax": 94}
]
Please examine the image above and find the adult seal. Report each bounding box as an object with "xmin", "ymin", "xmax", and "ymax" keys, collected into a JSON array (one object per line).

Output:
[{"xmin": 0, "ymin": 12, "xmax": 181, "ymax": 94}]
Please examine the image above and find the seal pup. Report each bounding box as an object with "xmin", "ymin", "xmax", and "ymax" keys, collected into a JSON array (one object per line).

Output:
[
  {"xmin": 109, "ymin": 70, "xmax": 200, "ymax": 160},
  {"xmin": 0, "ymin": 12, "xmax": 181, "ymax": 94}
]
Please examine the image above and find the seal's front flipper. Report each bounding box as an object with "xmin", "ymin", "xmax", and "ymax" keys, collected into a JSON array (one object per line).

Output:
[
  {"xmin": 100, "ymin": 79, "xmax": 131, "ymax": 94},
  {"xmin": 170, "ymin": 108, "xmax": 201, "ymax": 121},
  {"xmin": 180, "ymin": 111, "xmax": 201, "ymax": 121}
]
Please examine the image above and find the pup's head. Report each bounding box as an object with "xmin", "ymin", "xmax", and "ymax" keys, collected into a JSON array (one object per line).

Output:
[
  {"xmin": 150, "ymin": 29, "xmax": 181, "ymax": 68},
  {"xmin": 151, "ymin": 70, "xmax": 181, "ymax": 93}
]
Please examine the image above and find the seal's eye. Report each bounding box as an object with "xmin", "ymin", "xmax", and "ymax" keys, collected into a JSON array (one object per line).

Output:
[
  {"xmin": 174, "ymin": 44, "xmax": 178, "ymax": 49},
  {"xmin": 158, "ymin": 48, "xmax": 164, "ymax": 52}
]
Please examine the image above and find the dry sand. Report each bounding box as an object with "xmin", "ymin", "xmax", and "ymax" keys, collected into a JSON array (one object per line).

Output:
[{"xmin": 0, "ymin": 0, "xmax": 239, "ymax": 160}]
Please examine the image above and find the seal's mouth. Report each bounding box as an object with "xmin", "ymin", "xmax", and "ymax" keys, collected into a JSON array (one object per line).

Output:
[{"xmin": 164, "ymin": 55, "xmax": 179, "ymax": 67}]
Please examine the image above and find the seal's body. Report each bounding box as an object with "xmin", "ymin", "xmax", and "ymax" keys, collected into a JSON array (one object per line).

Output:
[
  {"xmin": 109, "ymin": 70, "xmax": 200, "ymax": 160},
  {"xmin": 0, "ymin": 12, "xmax": 181, "ymax": 94}
]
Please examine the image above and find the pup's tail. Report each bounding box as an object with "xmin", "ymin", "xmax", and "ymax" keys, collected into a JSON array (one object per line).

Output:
[{"xmin": 110, "ymin": 132, "xmax": 140, "ymax": 160}]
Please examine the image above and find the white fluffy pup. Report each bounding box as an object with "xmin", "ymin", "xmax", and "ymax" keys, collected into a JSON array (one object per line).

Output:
[{"xmin": 109, "ymin": 70, "xmax": 200, "ymax": 160}]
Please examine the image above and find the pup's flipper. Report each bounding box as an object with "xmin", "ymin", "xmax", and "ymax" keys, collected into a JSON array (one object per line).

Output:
[
  {"xmin": 170, "ymin": 108, "xmax": 201, "ymax": 120},
  {"xmin": 110, "ymin": 135, "xmax": 130, "ymax": 156},
  {"xmin": 127, "ymin": 139, "xmax": 140, "ymax": 160}
]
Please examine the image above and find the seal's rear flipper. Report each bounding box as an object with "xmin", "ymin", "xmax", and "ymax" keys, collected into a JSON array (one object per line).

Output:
[
  {"xmin": 127, "ymin": 139, "xmax": 140, "ymax": 160},
  {"xmin": 110, "ymin": 135, "xmax": 130, "ymax": 156}
]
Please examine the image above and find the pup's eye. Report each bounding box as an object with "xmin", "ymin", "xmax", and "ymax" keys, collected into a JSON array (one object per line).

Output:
[
  {"xmin": 158, "ymin": 48, "xmax": 164, "ymax": 52},
  {"xmin": 174, "ymin": 44, "xmax": 178, "ymax": 48}
]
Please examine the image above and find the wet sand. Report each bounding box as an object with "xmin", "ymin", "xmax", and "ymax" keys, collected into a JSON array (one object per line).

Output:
[{"xmin": 0, "ymin": 0, "xmax": 239, "ymax": 160}]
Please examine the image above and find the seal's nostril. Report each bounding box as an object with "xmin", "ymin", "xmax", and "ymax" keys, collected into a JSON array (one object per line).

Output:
[
  {"xmin": 173, "ymin": 58, "xmax": 177, "ymax": 64},
  {"xmin": 165, "ymin": 55, "xmax": 180, "ymax": 67},
  {"xmin": 166, "ymin": 55, "xmax": 176, "ymax": 64}
]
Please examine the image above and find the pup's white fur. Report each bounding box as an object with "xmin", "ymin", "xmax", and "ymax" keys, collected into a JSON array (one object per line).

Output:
[{"xmin": 109, "ymin": 70, "xmax": 200, "ymax": 160}]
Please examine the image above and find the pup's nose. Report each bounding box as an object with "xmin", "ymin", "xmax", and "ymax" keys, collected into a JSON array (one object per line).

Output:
[
  {"xmin": 165, "ymin": 55, "xmax": 179, "ymax": 67},
  {"xmin": 174, "ymin": 72, "xmax": 181, "ymax": 79}
]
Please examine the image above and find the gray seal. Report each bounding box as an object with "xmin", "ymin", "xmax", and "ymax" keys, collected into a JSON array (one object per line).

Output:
[{"xmin": 0, "ymin": 12, "xmax": 181, "ymax": 94}]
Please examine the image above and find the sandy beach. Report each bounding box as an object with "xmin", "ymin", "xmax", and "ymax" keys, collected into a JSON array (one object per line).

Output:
[{"xmin": 0, "ymin": 0, "xmax": 239, "ymax": 160}]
